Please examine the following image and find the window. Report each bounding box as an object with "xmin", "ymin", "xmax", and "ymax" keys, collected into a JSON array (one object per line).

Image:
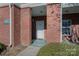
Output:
[{"xmin": 62, "ymin": 19, "xmax": 71, "ymax": 36}]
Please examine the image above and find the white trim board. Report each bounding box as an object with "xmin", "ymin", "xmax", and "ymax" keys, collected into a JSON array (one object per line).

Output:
[{"xmin": 15, "ymin": 3, "xmax": 47, "ymax": 8}]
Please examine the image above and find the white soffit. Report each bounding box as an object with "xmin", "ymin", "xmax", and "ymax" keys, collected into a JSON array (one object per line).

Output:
[
  {"xmin": 63, "ymin": 6, "xmax": 79, "ymax": 14},
  {"xmin": 0, "ymin": 3, "xmax": 47, "ymax": 8},
  {"xmin": 62, "ymin": 3, "xmax": 79, "ymax": 14},
  {"xmin": 62, "ymin": 3, "xmax": 79, "ymax": 8},
  {"xmin": 15, "ymin": 3, "xmax": 47, "ymax": 8},
  {"xmin": 32, "ymin": 5, "xmax": 46, "ymax": 16}
]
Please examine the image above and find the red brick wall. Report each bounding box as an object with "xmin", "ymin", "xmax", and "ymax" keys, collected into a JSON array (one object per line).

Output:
[
  {"xmin": 20, "ymin": 8, "xmax": 32, "ymax": 46},
  {"xmin": 0, "ymin": 4, "xmax": 61, "ymax": 46},
  {"xmin": 0, "ymin": 6, "xmax": 10, "ymax": 45},
  {"xmin": 11, "ymin": 5, "xmax": 21, "ymax": 46},
  {"xmin": 12, "ymin": 6, "xmax": 32, "ymax": 46},
  {"xmin": 14, "ymin": 6, "xmax": 21, "ymax": 46},
  {"xmin": 46, "ymin": 4, "xmax": 61, "ymax": 43}
]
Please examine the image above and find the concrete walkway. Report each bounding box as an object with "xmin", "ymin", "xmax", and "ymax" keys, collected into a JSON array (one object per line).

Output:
[{"xmin": 17, "ymin": 45, "xmax": 41, "ymax": 56}]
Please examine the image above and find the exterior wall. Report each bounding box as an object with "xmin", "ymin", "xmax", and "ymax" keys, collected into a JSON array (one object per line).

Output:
[
  {"xmin": 12, "ymin": 6, "xmax": 32, "ymax": 46},
  {"xmin": 20, "ymin": 8, "xmax": 32, "ymax": 46},
  {"xmin": 11, "ymin": 5, "xmax": 21, "ymax": 46},
  {"xmin": 46, "ymin": 4, "xmax": 61, "ymax": 43},
  {"xmin": 0, "ymin": 4, "xmax": 61, "ymax": 46},
  {"xmin": 0, "ymin": 6, "xmax": 10, "ymax": 46},
  {"xmin": 14, "ymin": 6, "xmax": 21, "ymax": 46}
]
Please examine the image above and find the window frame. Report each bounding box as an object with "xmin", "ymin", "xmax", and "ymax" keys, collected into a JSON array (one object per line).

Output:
[{"xmin": 62, "ymin": 19, "xmax": 72, "ymax": 36}]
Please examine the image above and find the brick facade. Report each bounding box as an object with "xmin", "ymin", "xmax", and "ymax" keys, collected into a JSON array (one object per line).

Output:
[
  {"xmin": 0, "ymin": 4, "xmax": 61, "ymax": 46},
  {"xmin": 46, "ymin": 4, "xmax": 61, "ymax": 43},
  {"xmin": 20, "ymin": 8, "xmax": 32, "ymax": 46},
  {"xmin": 12, "ymin": 6, "xmax": 32, "ymax": 46},
  {"xmin": 12, "ymin": 5, "xmax": 21, "ymax": 46},
  {"xmin": 0, "ymin": 6, "xmax": 10, "ymax": 45}
]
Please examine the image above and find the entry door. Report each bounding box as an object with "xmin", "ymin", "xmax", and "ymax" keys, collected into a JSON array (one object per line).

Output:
[{"xmin": 36, "ymin": 20, "xmax": 44, "ymax": 39}]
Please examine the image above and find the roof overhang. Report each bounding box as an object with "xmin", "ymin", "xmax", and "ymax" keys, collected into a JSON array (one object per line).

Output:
[
  {"xmin": 0, "ymin": 3, "xmax": 47, "ymax": 8},
  {"xmin": 62, "ymin": 3, "xmax": 79, "ymax": 8},
  {"xmin": 62, "ymin": 3, "xmax": 79, "ymax": 14},
  {"xmin": 15, "ymin": 3, "xmax": 47, "ymax": 8},
  {"xmin": 0, "ymin": 3, "xmax": 9, "ymax": 7}
]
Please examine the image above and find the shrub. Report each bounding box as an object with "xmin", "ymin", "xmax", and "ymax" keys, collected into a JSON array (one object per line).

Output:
[{"xmin": 0, "ymin": 43, "xmax": 6, "ymax": 54}]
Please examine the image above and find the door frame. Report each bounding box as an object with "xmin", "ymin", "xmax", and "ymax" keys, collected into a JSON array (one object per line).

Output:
[
  {"xmin": 36, "ymin": 20, "xmax": 44, "ymax": 39},
  {"xmin": 32, "ymin": 16, "xmax": 46, "ymax": 41}
]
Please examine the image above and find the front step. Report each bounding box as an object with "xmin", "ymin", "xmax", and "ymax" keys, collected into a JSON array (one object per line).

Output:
[{"xmin": 32, "ymin": 39, "xmax": 46, "ymax": 47}]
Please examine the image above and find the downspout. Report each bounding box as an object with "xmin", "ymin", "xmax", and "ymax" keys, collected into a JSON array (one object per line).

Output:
[
  {"xmin": 9, "ymin": 3, "xmax": 12, "ymax": 47},
  {"xmin": 60, "ymin": 4, "xmax": 62, "ymax": 42}
]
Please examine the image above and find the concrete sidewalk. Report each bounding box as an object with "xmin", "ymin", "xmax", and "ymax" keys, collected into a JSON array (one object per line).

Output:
[{"xmin": 17, "ymin": 45, "xmax": 41, "ymax": 56}]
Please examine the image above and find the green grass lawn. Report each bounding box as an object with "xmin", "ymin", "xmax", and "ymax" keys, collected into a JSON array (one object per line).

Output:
[{"xmin": 37, "ymin": 42, "xmax": 79, "ymax": 56}]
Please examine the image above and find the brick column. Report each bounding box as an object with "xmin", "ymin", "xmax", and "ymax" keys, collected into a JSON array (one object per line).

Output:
[
  {"xmin": 21, "ymin": 8, "xmax": 31, "ymax": 46},
  {"xmin": 11, "ymin": 5, "xmax": 21, "ymax": 47},
  {"xmin": 46, "ymin": 4, "xmax": 61, "ymax": 43}
]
